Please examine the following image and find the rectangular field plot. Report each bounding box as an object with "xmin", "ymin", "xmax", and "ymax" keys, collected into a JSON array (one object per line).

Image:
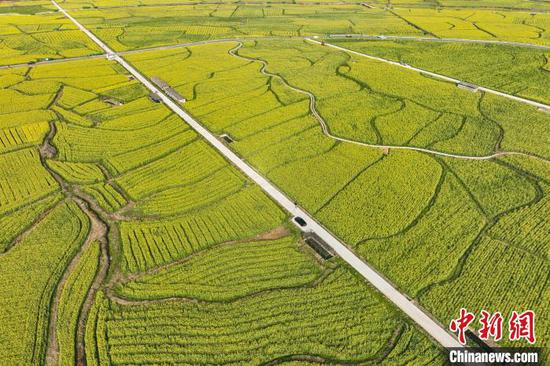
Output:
[
  {"xmin": 0, "ymin": 148, "xmax": 59, "ymax": 215},
  {"xmin": 115, "ymin": 235, "xmax": 324, "ymax": 302},
  {"xmin": 90, "ymin": 266, "xmax": 446, "ymax": 365}
]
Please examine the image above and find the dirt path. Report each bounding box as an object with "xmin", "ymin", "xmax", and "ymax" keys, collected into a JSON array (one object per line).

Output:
[
  {"xmin": 37, "ymin": 101, "xmax": 112, "ymax": 366},
  {"xmin": 74, "ymin": 200, "xmax": 109, "ymax": 366},
  {"xmin": 45, "ymin": 198, "xmax": 108, "ymax": 366}
]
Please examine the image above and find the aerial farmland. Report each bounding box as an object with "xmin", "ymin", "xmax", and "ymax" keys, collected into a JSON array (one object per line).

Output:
[{"xmin": 0, "ymin": 0, "xmax": 548, "ymax": 365}]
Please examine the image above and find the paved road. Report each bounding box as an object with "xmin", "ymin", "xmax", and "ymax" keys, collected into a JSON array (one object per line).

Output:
[
  {"xmin": 52, "ymin": 0, "xmax": 464, "ymax": 350},
  {"xmin": 0, "ymin": 54, "xmax": 105, "ymax": 70},
  {"xmin": 310, "ymin": 38, "xmax": 550, "ymax": 111},
  {"xmin": 230, "ymin": 43, "xmax": 550, "ymax": 164},
  {"xmin": 327, "ymin": 34, "xmax": 550, "ymax": 50}
]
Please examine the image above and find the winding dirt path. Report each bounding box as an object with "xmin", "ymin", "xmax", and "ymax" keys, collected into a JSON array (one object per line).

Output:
[
  {"xmin": 229, "ymin": 42, "xmax": 550, "ymax": 164},
  {"xmin": 38, "ymin": 93, "xmax": 112, "ymax": 366},
  {"xmin": 45, "ymin": 198, "xmax": 108, "ymax": 366},
  {"xmin": 74, "ymin": 200, "xmax": 109, "ymax": 366}
]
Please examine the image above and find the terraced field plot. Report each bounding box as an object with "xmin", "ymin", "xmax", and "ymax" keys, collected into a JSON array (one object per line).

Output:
[
  {"xmin": 0, "ymin": 3, "xmax": 101, "ymax": 66},
  {"xmin": 57, "ymin": 0, "xmax": 550, "ymax": 10},
  {"xmin": 58, "ymin": 1, "xmax": 550, "ymax": 51},
  {"xmin": 128, "ymin": 40, "xmax": 549, "ymax": 157},
  {"xmin": 126, "ymin": 39, "xmax": 550, "ymax": 355},
  {"xmin": 0, "ymin": 52, "xmax": 447, "ymax": 365},
  {"xmin": 380, "ymin": 0, "xmax": 550, "ymax": 9}
]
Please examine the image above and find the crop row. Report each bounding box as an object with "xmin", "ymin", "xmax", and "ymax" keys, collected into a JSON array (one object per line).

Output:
[
  {"xmin": 47, "ymin": 160, "xmax": 105, "ymax": 185},
  {"xmin": 0, "ymin": 121, "xmax": 50, "ymax": 153},
  {"xmin": 119, "ymin": 187, "xmax": 286, "ymax": 273},
  {"xmin": 0, "ymin": 148, "xmax": 59, "ymax": 215},
  {"xmin": 131, "ymin": 167, "xmax": 246, "ymax": 217},
  {"xmin": 81, "ymin": 183, "xmax": 127, "ymax": 213},
  {"xmin": 115, "ymin": 236, "xmax": 322, "ymax": 302},
  {"xmin": 114, "ymin": 140, "xmax": 225, "ymax": 199},
  {"xmin": 88, "ymin": 268, "xmax": 445, "ymax": 365}
]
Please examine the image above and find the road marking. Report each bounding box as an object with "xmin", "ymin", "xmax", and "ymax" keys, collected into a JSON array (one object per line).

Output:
[{"xmin": 52, "ymin": 0, "xmax": 465, "ymax": 349}]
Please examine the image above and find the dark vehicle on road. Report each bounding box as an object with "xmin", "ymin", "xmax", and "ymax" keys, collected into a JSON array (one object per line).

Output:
[{"xmin": 293, "ymin": 216, "xmax": 307, "ymax": 227}]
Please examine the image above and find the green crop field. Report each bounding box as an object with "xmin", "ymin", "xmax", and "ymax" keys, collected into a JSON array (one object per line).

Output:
[
  {"xmin": 127, "ymin": 41, "xmax": 548, "ymax": 158},
  {"xmin": 0, "ymin": 49, "xmax": 447, "ymax": 365},
  {"xmin": 0, "ymin": 4, "xmax": 101, "ymax": 65},
  {"xmin": 1, "ymin": 0, "xmax": 549, "ymax": 364},
  {"xmin": 64, "ymin": 4, "xmax": 421, "ymax": 51},
  {"xmin": 125, "ymin": 39, "xmax": 549, "ymax": 357},
  {"xmin": 392, "ymin": 8, "xmax": 550, "ymax": 44},
  {"xmin": 53, "ymin": 1, "xmax": 550, "ymax": 52}
]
